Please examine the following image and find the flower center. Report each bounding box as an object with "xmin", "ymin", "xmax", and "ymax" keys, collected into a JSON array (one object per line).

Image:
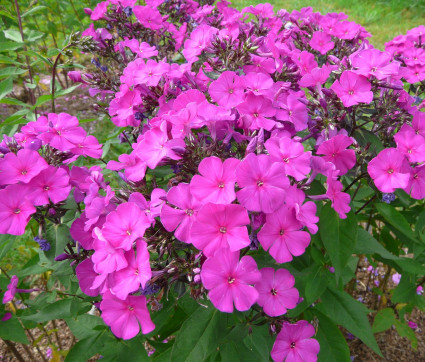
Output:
[
  {"xmin": 185, "ymin": 209, "xmax": 194, "ymax": 216},
  {"xmin": 14, "ymin": 208, "xmax": 21, "ymax": 214},
  {"xmin": 283, "ymin": 157, "xmax": 289, "ymax": 163},
  {"xmin": 219, "ymin": 227, "xmax": 227, "ymax": 233},
  {"xmin": 218, "ymin": 182, "xmax": 225, "ymax": 188},
  {"xmin": 280, "ymin": 229, "xmax": 285, "ymax": 235},
  {"xmin": 387, "ymin": 168, "xmax": 394, "ymax": 174},
  {"xmin": 128, "ymin": 305, "xmax": 134, "ymax": 311},
  {"xmin": 126, "ymin": 230, "xmax": 132, "ymax": 236},
  {"xmin": 271, "ymin": 288, "xmax": 278, "ymax": 296},
  {"xmin": 290, "ymin": 342, "xmax": 296, "ymax": 349},
  {"xmin": 43, "ymin": 186, "xmax": 50, "ymax": 191},
  {"xmin": 228, "ymin": 89, "xmax": 234, "ymax": 94},
  {"xmin": 227, "ymin": 276, "xmax": 235, "ymax": 284},
  {"xmin": 21, "ymin": 169, "xmax": 28, "ymax": 175},
  {"xmin": 253, "ymin": 113, "xmax": 259, "ymax": 118},
  {"xmin": 348, "ymin": 90, "xmax": 354, "ymax": 95},
  {"xmin": 414, "ymin": 173, "xmax": 419, "ymax": 179},
  {"xmin": 257, "ymin": 180, "xmax": 264, "ymax": 187}
]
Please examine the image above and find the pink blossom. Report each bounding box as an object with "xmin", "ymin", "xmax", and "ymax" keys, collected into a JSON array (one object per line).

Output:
[
  {"xmin": 309, "ymin": 31, "xmax": 334, "ymax": 54},
  {"xmin": 255, "ymin": 268, "xmax": 299, "ymax": 317},
  {"xmin": 38, "ymin": 113, "xmax": 86, "ymax": 151},
  {"xmin": 100, "ymin": 291, "xmax": 155, "ymax": 340},
  {"xmin": 102, "ymin": 202, "xmax": 150, "ymax": 251},
  {"xmin": 275, "ymin": 92, "xmax": 309, "ymax": 131},
  {"xmin": 182, "ymin": 24, "xmax": 218, "ymax": 62},
  {"xmin": 27, "ymin": 166, "xmax": 71, "ymax": 206},
  {"xmin": 392, "ymin": 273, "xmax": 401, "ymax": 285},
  {"xmin": 111, "ymin": 240, "xmax": 151, "ymax": 300},
  {"xmin": 294, "ymin": 51, "xmax": 318, "ymax": 76},
  {"xmin": 191, "ymin": 203, "xmax": 250, "ymax": 256},
  {"xmin": 394, "ymin": 127, "xmax": 425, "ymax": 163},
  {"xmin": 190, "ymin": 156, "xmax": 239, "ymax": 204},
  {"xmin": 209, "ymin": 71, "xmax": 245, "ymax": 109},
  {"xmin": 118, "ymin": 40, "xmax": 158, "ymax": 59},
  {"xmin": 70, "ymin": 136, "xmax": 102, "ymax": 159},
  {"xmin": 133, "ymin": 6, "xmax": 163, "ymax": 30},
  {"xmin": 90, "ymin": 1, "xmax": 109, "ymax": 20},
  {"xmin": 236, "ymin": 153, "xmax": 289, "ymax": 213},
  {"xmin": 351, "ymin": 49, "xmax": 399, "ymax": 80},
  {"xmin": 244, "ymin": 55, "xmax": 276, "ymax": 74},
  {"xmin": 76, "ymin": 258, "xmax": 101, "ymax": 297},
  {"xmin": 236, "ymin": 94, "xmax": 276, "ymax": 131},
  {"xmin": 317, "ymin": 134, "xmax": 356, "ymax": 175},
  {"xmin": 0, "ymin": 185, "xmax": 35, "ymax": 235},
  {"xmin": 107, "ymin": 152, "xmax": 147, "ymax": 182},
  {"xmin": 368, "ymin": 148, "xmax": 410, "ymax": 192},
  {"xmin": 0, "ymin": 149, "xmax": 48, "ymax": 185},
  {"xmin": 109, "ymin": 85, "xmax": 142, "ymax": 127},
  {"xmin": 200, "ymin": 249, "xmax": 261, "ymax": 312},
  {"xmin": 404, "ymin": 164, "xmax": 425, "ymax": 200},
  {"xmin": 135, "ymin": 123, "xmax": 185, "ymax": 169},
  {"xmin": 258, "ymin": 206, "xmax": 311, "ymax": 263},
  {"xmin": 129, "ymin": 188, "xmax": 166, "ymax": 222},
  {"xmin": 121, "ymin": 59, "xmax": 170, "ymax": 87},
  {"xmin": 412, "ymin": 111, "xmax": 425, "ymax": 138},
  {"xmin": 2, "ymin": 275, "xmax": 18, "ymax": 304},
  {"xmin": 243, "ymin": 72, "xmax": 274, "ymax": 96},
  {"xmin": 160, "ymin": 183, "xmax": 202, "ymax": 243},
  {"xmin": 271, "ymin": 320, "xmax": 320, "ymax": 362},
  {"xmin": 70, "ymin": 213, "xmax": 95, "ymax": 250},
  {"xmin": 331, "ymin": 71, "xmax": 373, "ymax": 107},
  {"xmin": 326, "ymin": 175, "xmax": 351, "ymax": 219},
  {"xmin": 265, "ymin": 136, "xmax": 311, "ymax": 181},
  {"xmin": 299, "ymin": 66, "xmax": 331, "ymax": 88}
]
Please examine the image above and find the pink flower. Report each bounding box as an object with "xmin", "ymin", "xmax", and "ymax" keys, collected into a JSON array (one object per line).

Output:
[
  {"xmin": 111, "ymin": 240, "xmax": 152, "ymax": 300},
  {"xmin": 404, "ymin": 164, "xmax": 425, "ymax": 200},
  {"xmin": 90, "ymin": 1, "xmax": 109, "ymax": 20},
  {"xmin": 209, "ymin": 71, "xmax": 245, "ymax": 109},
  {"xmin": 191, "ymin": 203, "xmax": 250, "ymax": 256},
  {"xmin": 2, "ymin": 275, "xmax": 18, "ymax": 304},
  {"xmin": 70, "ymin": 136, "xmax": 102, "ymax": 159},
  {"xmin": 243, "ymin": 72, "xmax": 274, "ymax": 96},
  {"xmin": 236, "ymin": 153, "xmax": 289, "ymax": 213},
  {"xmin": 0, "ymin": 184, "xmax": 35, "ymax": 235},
  {"xmin": 394, "ymin": 127, "xmax": 425, "ymax": 163},
  {"xmin": 190, "ymin": 156, "xmax": 240, "ymax": 204},
  {"xmin": 257, "ymin": 206, "xmax": 311, "ymax": 263},
  {"xmin": 76, "ymin": 258, "xmax": 101, "ymax": 297},
  {"xmin": 255, "ymin": 268, "xmax": 299, "ymax": 317},
  {"xmin": 326, "ymin": 175, "xmax": 351, "ymax": 219},
  {"xmin": 160, "ymin": 183, "xmax": 202, "ymax": 243},
  {"xmin": 38, "ymin": 113, "xmax": 86, "ymax": 151},
  {"xmin": 331, "ymin": 71, "xmax": 373, "ymax": 107},
  {"xmin": 118, "ymin": 40, "xmax": 158, "ymax": 59},
  {"xmin": 200, "ymin": 249, "xmax": 261, "ymax": 312},
  {"xmin": 368, "ymin": 148, "xmax": 410, "ymax": 192},
  {"xmin": 182, "ymin": 24, "xmax": 218, "ymax": 62},
  {"xmin": 133, "ymin": 6, "xmax": 163, "ymax": 30},
  {"xmin": 0, "ymin": 149, "xmax": 48, "ymax": 185},
  {"xmin": 271, "ymin": 320, "xmax": 320, "ymax": 362},
  {"xmin": 70, "ymin": 213, "xmax": 95, "ymax": 250},
  {"xmin": 236, "ymin": 94, "xmax": 276, "ymax": 131},
  {"xmin": 317, "ymin": 135, "xmax": 356, "ymax": 175},
  {"xmin": 109, "ymin": 85, "xmax": 142, "ymax": 127},
  {"xmin": 309, "ymin": 31, "xmax": 334, "ymax": 54},
  {"xmin": 299, "ymin": 66, "xmax": 331, "ymax": 88},
  {"xmin": 121, "ymin": 59, "xmax": 170, "ymax": 87},
  {"xmin": 392, "ymin": 273, "xmax": 401, "ymax": 285},
  {"xmin": 135, "ymin": 123, "xmax": 185, "ymax": 169},
  {"xmin": 351, "ymin": 49, "xmax": 399, "ymax": 80},
  {"xmin": 27, "ymin": 166, "xmax": 71, "ymax": 206},
  {"xmin": 102, "ymin": 203, "xmax": 150, "ymax": 251},
  {"xmin": 294, "ymin": 51, "xmax": 318, "ymax": 76},
  {"xmin": 100, "ymin": 291, "xmax": 155, "ymax": 340},
  {"xmin": 275, "ymin": 92, "xmax": 308, "ymax": 131},
  {"xmin": 107, "ymin": 152, "xmax": 147, "ymax": 182},
  {"xmin": 265, "ymin": 136, "xmax": 311, "ymax": 181}
]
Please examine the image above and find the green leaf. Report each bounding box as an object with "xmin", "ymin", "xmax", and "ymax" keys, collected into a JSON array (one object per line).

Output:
[
  {"xmin": 394, "ymin": 319, "xmax": 418, "ymax": 350},
  {"xmin": 65, "ymin": 330, "xmax": 110, "ymax": 362},
  {"xmin": 372, "ymin": 308, "xmax": 396, "ymax": 333},
  {"xmin": 0, "ymin": 316, "xmax": 29, "ymax": 344},
  {"xmin": 21, "ymin": 50, "xmax": 52, "ymax": 66},
  {"xmin": 65, "ymin": 314, "xmax": 105, "ymax": 340},
  {"xmin": 0, "ymin": 41, "xmax": 24, "ymax": 52},
  {"xmin": 375, "ymin": 203, "xmax": 418, "ymax": 244},
  {"xmin": 242, "ymin": 324, "xmax": 273, "ymax": 362},
  {"xmin": 319, "ymin": 204, "xmax": 358, "ymax": 279},
  {"xmin": 100, "ymin": 335, "xmax": 149, "ymax": 362},
  {"xmin": 0, "ymin": 67, "xmax": 26, "ymax": 79},
  {"xmin": 170, "ymin": 305, "xmax": 227, "ymax": 362},
  {"xmin": 21, "ymin": 5, "xmax": 47, "ymax": 18},
  {"xmin": 45, "ymin": 224, "xmax": 72, "ymax": 261},
  {"xmin": 22, "ymin": 299, "xmax": 80, "ymax": 323},
  {"xmin": 0, "ymin": 10, "xmax": 14, "ymax": 20},
  {"xmin": 305, "ymin": 267, "xmax": 328, "ymax": 304},
  {"xmin": 310, "ymin": 309, "xmax": 351, "ymax": 362},
  {"xmin": 3, "ymin": 29, "xmax": 23, "ymax": 43},
  {"xmin": 318, "ymin": 286, "xmax": 382, "ymax": 356},
  {"xmin": 354, "ymin": 228, "xmax": 398, "ymax": 259},
  {"xmin": 0, "ymin": 234, "xmax": 16, "ymax": 262},
  {"xmin": 0, "ymin": 78, "xmax": 14, "ymax": 101}
]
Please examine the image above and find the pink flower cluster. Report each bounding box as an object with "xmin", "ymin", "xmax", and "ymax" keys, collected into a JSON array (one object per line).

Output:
[{"xmin": 0, "ymin": 113, "xmax": 101, "ymax": 235}]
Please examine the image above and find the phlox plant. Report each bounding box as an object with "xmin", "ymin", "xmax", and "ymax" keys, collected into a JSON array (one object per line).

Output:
[{"xmin": 1, "ymin": 1, "xmax": 425, "ymax": 361}]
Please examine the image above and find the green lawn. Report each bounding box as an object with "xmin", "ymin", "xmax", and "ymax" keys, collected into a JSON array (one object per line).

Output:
[{"xmin": 232, "ymin": 0, "xmax": 425, "ymax": 49}]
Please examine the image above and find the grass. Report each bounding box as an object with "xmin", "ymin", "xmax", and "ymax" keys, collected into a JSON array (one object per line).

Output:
[{"xmin": 232, "ymin": 0, "xmax": 425, "ymax": 49}]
